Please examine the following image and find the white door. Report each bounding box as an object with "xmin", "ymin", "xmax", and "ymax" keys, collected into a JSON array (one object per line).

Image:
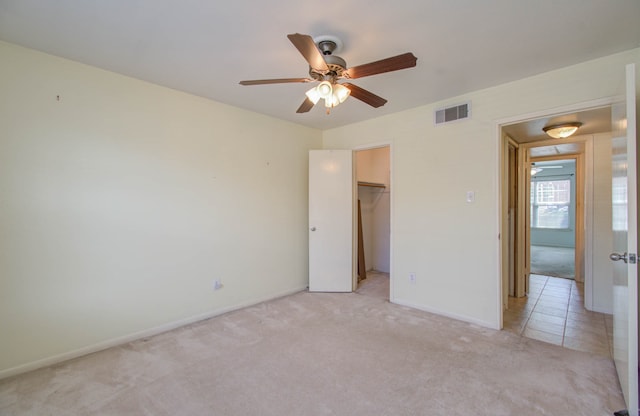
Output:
[
  {"xmin": 309, "ymin": 150, "xmax": 354, "ymax": 292},
  {"xmin": 611, "ymin": 63, "xmax": 638, "ymax": 415}
]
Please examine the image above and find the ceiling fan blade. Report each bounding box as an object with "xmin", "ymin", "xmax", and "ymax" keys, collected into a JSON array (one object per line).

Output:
[
  {"xmin": 344, "ymin": 52, "xmax": 417, "ymax": 79},
  {"xmin": 296, "ymin": 97, "xmax": 315, "ymax": 113},
  {"xmin": 342, "ymin": 83, "xmax": 387, "ymax": 108},
  {"xmin": 287, "ymin": 33, "xmax": 329, "ymax": 72},
  {"xmin": 239, "ymin": 78, "xmax": 313, "ymax": 86}
]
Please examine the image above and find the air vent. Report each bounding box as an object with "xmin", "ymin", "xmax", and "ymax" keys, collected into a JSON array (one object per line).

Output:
[{"xmin": 434, "ymin": 102, "xmax": 470, "ymax": 125}]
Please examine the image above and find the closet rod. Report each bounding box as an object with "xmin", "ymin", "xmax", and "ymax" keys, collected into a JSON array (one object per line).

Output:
[{"xmin": 357, "ymin": 181, "xmax": 386, "ymax": 189}]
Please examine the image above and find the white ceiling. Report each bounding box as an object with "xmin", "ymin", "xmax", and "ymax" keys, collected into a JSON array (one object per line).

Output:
[{"xmin": 1, "ymin": 0, "xmax": 639, "ymax": 130}]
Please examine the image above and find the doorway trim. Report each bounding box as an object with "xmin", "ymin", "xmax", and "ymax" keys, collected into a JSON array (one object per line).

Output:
[
  {"xmin": 527, "ymin": 152, "xmax": 584, "ymax": 283},
  {"xmin": 496, "ymin": 97, "xmax": 617, "ymax": 327},
  {"xmin": 353, "ymin": 141, "xmax": 394, "ymax": 301}
]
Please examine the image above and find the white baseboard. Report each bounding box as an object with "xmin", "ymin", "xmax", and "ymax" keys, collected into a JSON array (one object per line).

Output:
[
  {"xmin": 392, "ymin": 298, "xmax": 500, "ymax": 330},
  {"xmin": 0, "ymin": 286, "xmax": 307, "ymax": 380}
]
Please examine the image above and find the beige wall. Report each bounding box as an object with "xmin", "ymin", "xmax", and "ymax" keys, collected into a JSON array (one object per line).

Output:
[
  {"xmin": 323, "ymin": 48, "xmax": 640, "ymax": 327},
  {"xmin": 0, "ymin": 41, "xmax": 322, "ymax": 376}
]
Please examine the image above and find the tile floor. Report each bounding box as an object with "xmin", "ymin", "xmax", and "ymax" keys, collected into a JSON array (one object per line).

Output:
[{"xmin": 503, "ymin": 274, "xmax": 613, "ymax": 357}]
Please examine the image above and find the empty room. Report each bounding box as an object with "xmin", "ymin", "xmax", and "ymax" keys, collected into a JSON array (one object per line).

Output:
[{"xmin": 1, "ymin": 1, "xmax": 639, "ymax": 415}]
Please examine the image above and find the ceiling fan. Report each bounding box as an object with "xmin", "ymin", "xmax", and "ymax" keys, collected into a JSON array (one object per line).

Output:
[
  {"xmin": 531, "ymin": 163, "xmax": 564, "ymax": 176},
  {"xmin": 239, "ymin": 33, "xmax": 417, "ymax": 114}
]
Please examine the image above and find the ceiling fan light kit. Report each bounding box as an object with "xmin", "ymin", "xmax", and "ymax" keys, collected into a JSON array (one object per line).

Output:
[
  {"xmin": 305, "ymin": 86, "xmax": 321, "ymax": 105},
  {"xmin": 239, "ymin": 33, "xmax": 417, "ymax": 114},
  {"xmin": 317, "ymin": 81, "xmax": 333, "ymax": 99},
  {"xmin": 542, "ymin": 122, "xmax": 582, "ymax": 139},
  {"xmin": 306, "ymin": 82, "xmax": 351, "ymax": 110},
  {"xmin": 331, "ymin": 84, "xmax": 351, "ymax": 104}
]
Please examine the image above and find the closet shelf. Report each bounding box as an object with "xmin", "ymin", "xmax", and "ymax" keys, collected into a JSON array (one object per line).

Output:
[{"xmin": 357, "ymin": 181, "xmax": 386, "ymax": 189}]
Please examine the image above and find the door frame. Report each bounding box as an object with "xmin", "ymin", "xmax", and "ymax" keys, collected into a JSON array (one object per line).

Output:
[
  {"xmin": 497, "ymin": 97, "xmax": 617, "ymax": 325},
  {"xmin": 514, "ymin": 139, "xmax": 585, "ymax": 298},
  {"xmin": 526, "ymin": 152, "xmax": 584, "ymax": 283},
  {"xmin": 501, "ymin": 135, "xmax": 520, "ymax": 307},
  {"xmin": 353, "ymin": 141, "xmax": 394, "ymax": 300}
]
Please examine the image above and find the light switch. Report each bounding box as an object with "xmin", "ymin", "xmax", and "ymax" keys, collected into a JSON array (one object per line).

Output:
[{"xmin": 466, "ymin": 191, "xmax": 475, "ymax": 203}]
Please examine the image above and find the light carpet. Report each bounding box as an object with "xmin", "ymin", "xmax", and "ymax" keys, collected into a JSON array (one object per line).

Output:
[
  {"xmin": 531, "ymin": 245, "xmax": 575, "ymax": 279},
  {"xmin": 0, "ymin": 274, "xmax": 625, "ymax": 415}
]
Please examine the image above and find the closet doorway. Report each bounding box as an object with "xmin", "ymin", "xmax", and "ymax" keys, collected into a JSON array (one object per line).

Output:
[{"xmin": 355, "ymin": 146, "xmax": 391, "ymax": 300}]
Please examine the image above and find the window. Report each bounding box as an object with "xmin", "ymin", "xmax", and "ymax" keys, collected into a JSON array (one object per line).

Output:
[{"xmin": 530, "ymin": 179, "xmax": 571, "ymax": 229}]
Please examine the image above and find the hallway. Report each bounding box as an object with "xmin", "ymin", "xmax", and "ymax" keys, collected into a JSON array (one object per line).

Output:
[
  {"xmin": 503, "ymin": 274, "xmax": 613, "ymax": 357},
  {"xmin": 530, "ymin": 245, "xmax": 575, "ymax": 279}
]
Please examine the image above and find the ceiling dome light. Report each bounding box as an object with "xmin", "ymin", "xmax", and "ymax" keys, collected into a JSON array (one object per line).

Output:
[{"xmin": 542, "ymin": 122, "xmax": 582, "ymax": 139}]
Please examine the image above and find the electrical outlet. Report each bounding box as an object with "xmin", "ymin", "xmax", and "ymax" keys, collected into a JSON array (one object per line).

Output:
[
  {"xmin": 409, "ymin": 273, "xmax": 416, "ymax": 285},
  {"xmin": 213, "ymin": 279, "xmax": 224, "ymax": 291}
]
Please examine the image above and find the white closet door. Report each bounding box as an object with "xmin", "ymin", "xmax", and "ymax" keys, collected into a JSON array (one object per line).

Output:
[{"xmin": 308, "ymin": 150, "xmax": 353, "ymax": 292}]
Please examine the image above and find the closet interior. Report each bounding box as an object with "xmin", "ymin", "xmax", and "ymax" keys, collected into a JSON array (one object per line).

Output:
[{"xmin": 355, "ymin": 146, "xmax": 391, "ymax": 284}]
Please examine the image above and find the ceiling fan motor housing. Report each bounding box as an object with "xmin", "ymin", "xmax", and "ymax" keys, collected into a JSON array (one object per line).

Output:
[
  {"xmin": 310, "ymin": 36, "xmax": 348, "ymax": 81},
  {"xmin": 310, "ymin": 56, "xmax": 347, "ymax": 82},
  {"xmin": 318, "ymin": 40, "xmax": 336, "ymax": 55}
]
